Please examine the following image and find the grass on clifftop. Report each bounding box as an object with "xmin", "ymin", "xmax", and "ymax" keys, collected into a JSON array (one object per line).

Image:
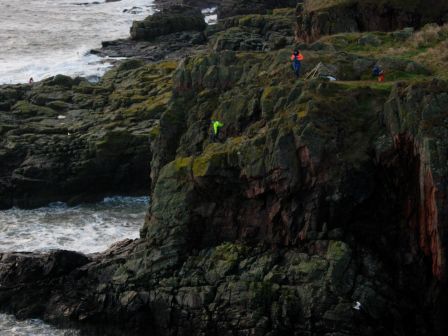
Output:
[
  {"xmin": 321, "ymin": 23, "xmax": 448, "ymax": 79},
  {"xmin": 304, "ymin": 0, "xmax": 357, "ymax": 11},
  {"xmin": 305, "ymin": 0, "xmax": 427, "ymax": 12}
]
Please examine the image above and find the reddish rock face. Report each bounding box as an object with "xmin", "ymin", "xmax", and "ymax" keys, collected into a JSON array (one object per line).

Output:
[
  {"xmin": 419, "ymin": 160, "xmax": 443, "ymax": 280},
  {"xmin": 384, "ymin": 80, "xmax": 448, "ymax": 282},
  {"xmin": 394, "ymin": 134, "xmax": 445, "ymax": 280}
]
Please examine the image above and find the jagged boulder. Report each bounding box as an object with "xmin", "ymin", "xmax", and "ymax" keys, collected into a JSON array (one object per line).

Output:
[
  {"xmin": 209, "ymin": 9, "xmax": 296, "ymax": 51},
  {"xmin": 130, "ymin": 5, "xmax": 206, "ymax": 41}
]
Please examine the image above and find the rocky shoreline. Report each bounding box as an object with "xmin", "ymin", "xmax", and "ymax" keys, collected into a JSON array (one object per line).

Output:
[{"xmin": 1, "ymin": 1, "xmax": 448, "ymax": 335}]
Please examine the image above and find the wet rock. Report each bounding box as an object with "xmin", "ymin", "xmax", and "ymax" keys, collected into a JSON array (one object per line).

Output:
[
  {"xmin": 93, "ymin": 4, "xmax": 211, "ymax": 61},
  {"xmin": 93, "ymin": 30, "xmax": 207, "ymax": 62}
]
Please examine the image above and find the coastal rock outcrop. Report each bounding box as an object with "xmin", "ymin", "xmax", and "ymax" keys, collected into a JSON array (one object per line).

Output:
[
  {"xmin": 1, "ymin": 49, "xmax": 447, "ymax": 335},
  {"xmin": 209, "ymin": 8, "xmax": 296, "ymax": 51},
  {"xmin": 1, "ymin": 3, "xmax": 448, "ymax": 336},
  {"xmin": 1, "ymin": 75, "xmax": 447, "ymax": 336},
  {"xmin": 94, "ymin": 5, "xmax": 208, "ymax": 62},
  {"xmin": 0, "ymin": 61, "xmax": 176, "ymax": 209},
  {"xmin": 130, "ymin": 5, "xmax": 206, "ymax": 41}
]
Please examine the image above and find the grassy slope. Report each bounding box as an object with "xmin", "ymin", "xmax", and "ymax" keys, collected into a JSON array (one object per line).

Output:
[
  {"xmin": 305, "ymin": 0, "xmax": 434, "ymax": 12},
  {"xmin": 320, "ymin": 24, "xmax": 448, "ymax": 80}
]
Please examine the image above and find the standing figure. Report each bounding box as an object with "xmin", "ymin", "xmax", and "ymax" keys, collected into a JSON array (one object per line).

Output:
[
  {"xmin": 372, "ymin": 65, "xmax": 385, "ymax": 82},
  {"xmin": 290, "ymin": 49, "xmax": 304, "ymax": 78},
  {"xmin": 29, "ymin": 77, "xmax": 34, "ymax": 85},
  {"xmin": 210, "ymin": 120, "xmax": 224, "ymax": 142}
]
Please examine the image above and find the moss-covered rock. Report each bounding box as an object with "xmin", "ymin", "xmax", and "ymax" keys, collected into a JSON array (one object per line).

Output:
[{"xmin": 12, "ymin": 101, "xmax": 57, "ymax": 117}]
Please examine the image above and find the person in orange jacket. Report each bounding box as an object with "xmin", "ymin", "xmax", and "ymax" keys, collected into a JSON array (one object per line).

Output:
[{"xmin": 290, "ymin": 49, "xmax": 304, "ymax": 78}]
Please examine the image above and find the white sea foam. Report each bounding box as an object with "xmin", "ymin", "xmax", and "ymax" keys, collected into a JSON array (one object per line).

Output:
[
  {"xmin": 0, "ymin": 196, "xmax": 148, "ymax": 334},
  {"xmin": 0, "ymin": 196, "xmax": 149, "ymax": 333},
  {"xmin": 0, "ymin": 0, "xmax": 154, "ymax": 84},
  {"xmin": 202, "ymin": 7, "xmax": 218, "ymax": 25},
  {"xmin": 0, "ymin": 196, "xmax": 149, "ymax": 253},
  {"xmin": 0, "ymin": 315, "xmax": 79, "ymax": 336}
]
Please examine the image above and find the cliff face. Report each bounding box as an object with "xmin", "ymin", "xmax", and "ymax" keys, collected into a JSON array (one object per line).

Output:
[
  {"xmin": 384, "ymin": 80, "xmax": 448, "ymax": 281},
  {"xmin": 0, "ymin": 3, "xmax": 448, "ymax": 336},
  {"xmin": 296, "ymin": 0, "xmax": 448, "ymax": 42}
]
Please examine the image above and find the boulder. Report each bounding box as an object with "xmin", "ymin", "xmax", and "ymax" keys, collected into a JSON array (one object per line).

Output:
[
  {"xmin": 130, "ymin": 5, "xmax": 206, "ymax": 41},
  {"xmin": 209, "ymin": 9, "xmax": 296, "ymax": 52}
]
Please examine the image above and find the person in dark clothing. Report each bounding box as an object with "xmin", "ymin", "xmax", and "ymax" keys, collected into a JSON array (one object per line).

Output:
[
  {"xmin": 372, "ymin": 65, "xmax": 385, "ymax": 82},
  {"xmin": 290, "ymin": 50, "xmax": 304, "ymax": 78}
]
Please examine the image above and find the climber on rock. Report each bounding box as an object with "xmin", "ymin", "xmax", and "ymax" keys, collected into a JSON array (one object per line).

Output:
[
  {"xmin": 290, "ymin": 49, "xmax": 304, "ymax": 78},
  {"xmin": 210, "ymin": 120, "xmax": 224, "ymax": 142}
]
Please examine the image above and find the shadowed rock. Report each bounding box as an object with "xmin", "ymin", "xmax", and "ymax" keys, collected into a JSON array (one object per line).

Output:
[{"xmin": 130, "ymin": 5, "xmax": 207, "ymax": 41}]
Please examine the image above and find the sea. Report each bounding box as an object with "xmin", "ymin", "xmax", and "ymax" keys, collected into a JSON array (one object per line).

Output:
[
  {"xmin": 0, "ymin": 0, "xmax": 155, "ymax": 84},
  {"xmin": 0, "ymin": 0, "xmax": 217, "ymax": 85},
  {"xmin": 0, "ymin": 196, "xmax": 149, "ymax": 335}
]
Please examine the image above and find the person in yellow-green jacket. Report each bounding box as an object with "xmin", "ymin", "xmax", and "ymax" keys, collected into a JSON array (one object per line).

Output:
[{"xmin": 210, "ymin": 120, "xmax": 224, "ymax": 142}]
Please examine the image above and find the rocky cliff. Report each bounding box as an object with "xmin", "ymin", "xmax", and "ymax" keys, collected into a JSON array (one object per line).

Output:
[
  {"xmin": 0, "ymin": 2, "xmax": 448, "ymax": 336},
  {"xmin": 296, "ymin": 0, "xmax": 448, "ymax": 42}
]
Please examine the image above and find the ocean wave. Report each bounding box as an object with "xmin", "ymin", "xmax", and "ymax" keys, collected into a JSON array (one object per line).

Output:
[
  {"xmin": 0, "ymin": 0, "xmax": 154, "ymax": 84},
  {"xmin": 0, "ymin": 196, "xmax": 149, "ymax": 254}
]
